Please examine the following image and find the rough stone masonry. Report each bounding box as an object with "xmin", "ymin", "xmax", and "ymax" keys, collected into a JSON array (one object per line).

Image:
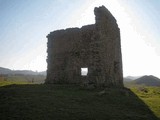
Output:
[{"xmin": 45, "ymin": 5, "xmax": 123, "ymax": 87}]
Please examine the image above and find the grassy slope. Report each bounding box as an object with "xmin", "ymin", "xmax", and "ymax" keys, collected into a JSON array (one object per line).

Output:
[
  {"xmin": 0, "ymin": 82, "xmax": 159, "ymax": 120},
  {"xmin": 130, "ymin": 87, "xmax": 160, "ymax": 119}
]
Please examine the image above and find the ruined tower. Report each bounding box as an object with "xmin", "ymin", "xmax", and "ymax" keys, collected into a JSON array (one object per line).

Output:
[{"xmin": 45, "ymin": 6, "xmax": 123, "ymax": 87}]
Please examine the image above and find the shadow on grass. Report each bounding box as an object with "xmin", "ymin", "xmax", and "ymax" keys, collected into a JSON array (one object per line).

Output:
[{"xmin": 0, "ymin": 84, "xmax": 159, "ymax": 120}]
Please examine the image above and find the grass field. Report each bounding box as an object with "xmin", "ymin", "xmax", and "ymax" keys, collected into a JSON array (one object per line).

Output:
[
  {"xmin": 0, "ymin": 75, "xmax": 45, "ymax": 84},
  {"xmin": 0, "ymin": 81, "xmax": 159, "ymax": 120},
  {"xmin": 0, "ymin": 80, "xmax": 31, "ymax": 86},
  {"xmin": 130, "ymin": 86, "xmax": 160, "ymax": 119}
]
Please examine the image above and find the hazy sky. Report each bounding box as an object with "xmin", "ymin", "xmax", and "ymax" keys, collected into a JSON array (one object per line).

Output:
[{"xmin": 0, "ymin": 0, "xmax": 160, "ymax": 78}]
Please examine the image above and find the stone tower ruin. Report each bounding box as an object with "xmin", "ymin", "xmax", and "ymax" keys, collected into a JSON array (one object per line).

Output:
[{"xmin": 45, "ymin": 6, "xmax": 123, "ymax": 87}]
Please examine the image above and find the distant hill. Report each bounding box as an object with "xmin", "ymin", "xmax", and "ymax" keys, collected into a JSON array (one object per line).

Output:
[
  {"xmin": 0, "ymin": 67, "xmax": 13, "ymax": 74},
  {"xmin": 123, "ymin": 76, "xmax": 141, "ymax": 82},
  {"xmin": 123, "ymin": 77, "xmax": 133, "ymax": 82},
  {"xmin": 38, "ymin": 71, "xmax": 46, "ymax": 76},
  {"xmin": 0, "ymin": 67, "xmax": 46, "ymax": 76},
  {"xmin": 134, "ymin": 75, "xmax": 160, "ymax": 86}
]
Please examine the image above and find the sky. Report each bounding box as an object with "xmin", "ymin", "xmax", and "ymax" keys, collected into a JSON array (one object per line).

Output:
[{"xmin": 0, "ymin": 0, "xmax": 160, "ymax": 78}]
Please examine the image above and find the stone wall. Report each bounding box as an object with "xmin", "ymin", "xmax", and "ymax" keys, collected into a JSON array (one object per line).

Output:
[{"xmin": 45, "ymin": 5, "xmax": 123, "ymax": 87}]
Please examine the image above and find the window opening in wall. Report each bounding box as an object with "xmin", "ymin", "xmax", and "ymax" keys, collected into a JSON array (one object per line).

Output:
[{"xmin": 81, "ymin": 68, "xmax": 88, "ymax": 76}]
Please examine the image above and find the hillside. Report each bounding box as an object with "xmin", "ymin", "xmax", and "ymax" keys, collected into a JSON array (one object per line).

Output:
[
  {"xmin": 124, "ymin": 76, "xmax": 141, "ymax": 81},
  {"xmin": 0, "ymin": 67, "xmax": 46, "ymax": 76},
  {"xmin": 134, "ymin": 75, "xmax": 160, "ymax": 86},
  {"xmin": 131, "ymin": 86, "xmax": 160, "ymax": 119},
  {"xmin": 124, "ymin": 77, "xmax": 133, "ymax": 82},
  {"xmin": 0, "ymin": 67, "xmax": 46, "ymax": 84},
  {"xmin": 0, "ymin": 67, "xmax": 12, "ymax": 74},
  {"xmin": 0, "ymin": 84, "xmax": 159, "ymax": 120}
]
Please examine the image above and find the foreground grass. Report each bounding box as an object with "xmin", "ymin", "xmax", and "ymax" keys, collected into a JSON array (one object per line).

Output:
[
  {"xmin": 130, "ymin": 87, "xmax": 160, "ymax": 119},
  {"xmin": 0, "ymin": 83, "xmax": 159, "ymax": 120}
]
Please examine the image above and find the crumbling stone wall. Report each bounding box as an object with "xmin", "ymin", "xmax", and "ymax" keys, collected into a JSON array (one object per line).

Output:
[{"xmin": 45, "ymin": 6, "xmax": 123, "ymax": 87}]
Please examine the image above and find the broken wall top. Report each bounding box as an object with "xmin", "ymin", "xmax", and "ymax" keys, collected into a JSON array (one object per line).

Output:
[{"xmin": 47, "ymin": 5, "xmax": 119, "ymax": 38}]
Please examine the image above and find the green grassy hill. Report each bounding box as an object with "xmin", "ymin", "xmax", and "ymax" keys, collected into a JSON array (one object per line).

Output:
[
  {"xmin": 131, "ymin": 86, "xmax": 160, "ymax": 119},
  {"xmin": 0, "ymin": 82, "xmax": 159, "ymax": 120}
]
